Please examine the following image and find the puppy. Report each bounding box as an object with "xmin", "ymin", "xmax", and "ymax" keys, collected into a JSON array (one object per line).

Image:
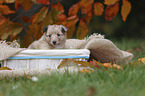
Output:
[{"xmin": 28, "ymin": 25, "xmax": 68, "ymax": 49}]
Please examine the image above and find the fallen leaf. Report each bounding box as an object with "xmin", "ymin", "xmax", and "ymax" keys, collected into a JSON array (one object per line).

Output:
[
  {"xmin": 138, "ymin": 58, "xmax": 145, "ymax": 64},
  {"xmin": 0, "ymin": 67, "xmax": 12, "ymax": 70},
  {"xmin": 22, "ymin": 16, "xmax": 31, "ymax": 23},
  {"xmin": 67, "ymin": 25, "xmax": 76, "ymax": 38},
  {"xmin": 74, "ymin": 60, "xmax": 96, "ymax": 68},
  {"xmin": 22, "ymin": 0, "xmax": 33, "ymax": 11},
  {"xmin": 104, "ymin": 0, "xmax": 119, "ymax": 5},
  {"xmin": 86, "ymin": 86, "xmax": 96, "ymax": 96},
  {"xmin": 80, "ymin": 69, "xmax": 94, "ymax": 73},
  {"xmin": 121, "ymin": 0, "xmax": 131, "ymax": 21},
  {"xmin": 105, "ymin": 2, "xmax": 119, "ymax": 21},
  {"xmin": 57, "ymin": 59, "xmax": 78, "ymax": 69},
  {"xmin": 94, "ymin": 2, "xmax": 104, "ymax": 16}
]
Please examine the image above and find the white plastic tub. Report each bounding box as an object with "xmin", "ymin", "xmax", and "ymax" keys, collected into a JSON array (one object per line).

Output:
[{"xmin": 1, "ymin": 49, "xmax": 90, "ymax": 70}]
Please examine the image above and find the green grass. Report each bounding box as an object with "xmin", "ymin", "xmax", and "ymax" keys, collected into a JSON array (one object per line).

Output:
[{"xmin": 0, "ymin": 39, "xmax": 145, "ymax": 96}]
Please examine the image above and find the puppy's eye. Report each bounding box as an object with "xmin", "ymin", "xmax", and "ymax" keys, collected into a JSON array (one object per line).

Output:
[
  {"xmin": 57, "ymin": 34, "xmax": 61, "ymax": 37},
  {"xmin": 48, "ymin": 35, "xmax": 51, "ymax": 37}
]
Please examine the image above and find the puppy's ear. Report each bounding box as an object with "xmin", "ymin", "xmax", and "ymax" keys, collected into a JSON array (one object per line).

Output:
[
  {"xmin": 60, "ymin": 25, "xmax": 68, "ymax": 33},
  {"xmin": 43, "ymin": 25, "xmax": 49, "ymax": 33}
]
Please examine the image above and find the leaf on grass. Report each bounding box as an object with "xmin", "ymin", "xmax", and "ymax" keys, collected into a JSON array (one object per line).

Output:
[
  {"xmin": 105, "ymin": 2, "xmax": 119, "ymax": 21},
  {"xmin": 68, "ymin": 3, "xmax": 80, "ymax": 16},
  {"xmin": 94, "ymin": 2, "xmax": 104, "ymax": 16},
  {"xmin": 57, "ymin": 59, "xmax": 78, "ymax": 69},
  {"xmin": 31, "ymin": 7, "xmax": 48, "ymax": 23},
  {"xmin": 76, "ymin": 19, "xmax": 88, "ymax": 39},
  {"xmin": 0, "ymin": 5, "xmax": 15, "ymax": 15},
  {"xmin": 121, "ymin": 0, "xmax": 131, "ymax": 21},
  {"xmin": 80, "ymin": 69, "xmax": 94, "ymax": 73},
  {"xmin": 36, "ymin": 0, "xmax": 49, "ymax": 5},
  {"xmin": 0, "ymin": 67, "xmax": 12, "ymax": 70},
  {"xmin": 138, "ymin": 58, "xmax": 145, "ymax": 64},
  {"xmin": 104, "ymin": 0, "xmax": 119, "ymax": 5},
  {"xmin": 74, "ymin": 61, "xmax": 96, "ymax": 68}
]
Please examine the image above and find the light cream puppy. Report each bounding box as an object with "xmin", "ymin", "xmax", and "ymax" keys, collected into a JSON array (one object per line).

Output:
[{"xmin": 28, "ymin": 25, "xmax": 67, "ymax": 49}]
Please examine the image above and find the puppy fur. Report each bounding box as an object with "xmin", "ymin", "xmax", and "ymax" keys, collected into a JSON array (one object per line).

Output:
[{"xmin": 28, "ymin": 25, "xmax": 67, "ymax": 49}]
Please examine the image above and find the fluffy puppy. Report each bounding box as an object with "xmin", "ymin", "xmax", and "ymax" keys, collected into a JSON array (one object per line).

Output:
[{"xmin": 28, "ymin": 25, "xmax": 68, "ymax": 49}]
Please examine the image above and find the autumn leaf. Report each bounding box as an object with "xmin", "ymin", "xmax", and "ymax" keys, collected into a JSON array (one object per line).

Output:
[
  {"xmin": 121, "ymin": 0, "xmax": 131, "ymax": 21},
  {"xmin": 7, "ymin": 22, "xmax": 23, "ymax": 36},
  {"xmin": 104, "ymin": 0, "xmax": 119, "ymax": 5},
  {"xmin": 74, "ymin": 60, "xmax": 96, "ymax": 68},
  {"xmin": 36, "ymin": 0, "xmax": 49, "ymax": 5},
  {"xmin": 79, "ymin": 0, "xmax": 94, "ymax": 7},
  {"xmin": 0, "ymin": 67, "xmax": 12, "ymax": 70},
  {"xmin": 51, "ymin": 2, "xmax": 64, "ymax": 13},
  {"xmin": 57, "ymin": 14, "xmax": 67, "ymax": 22},
  {"xmin": 67, "ymin": 25, "xmax": 76, "ymax": 38},
  {"xmin": 94, "ymin": 2, "xmax": 104, "ymax": 16},
  {"xmin": 22, "ymin": 0, "xmax": 33, "ymax": 11},
  {"xmin": 0, "ymin": 15, "xmax": 7, "ymax": 25},
  {"xmin": 138, "ymin": 57, "xmax": 145, "ymax": 64},
  {"xmin": 15, "ymin": 0, "xmax": 22, "ymax": 10},
  {"xmin": 31, "ymin": 7, "xmax": 48, "ymax": 23},
  {"xmin": 59, "ymin": 15, "xmax": 79, "ymax": 27},
  {"xmin": 21, "ymin": 29, "xmax": 34, "ymax": 48},
  {"xmin": 22, "ymin": 16, "xmax": 31, "ymax": 23},
  {"xmin": 68, "ymin": 3, "xmax": 80, "ymax": 16},
  {"xmin": 105, "ymin": 2, "xmax": 119, "ymax": 21},
  {"xmin": 76, "ymin": 19, "xmax": 88, "ymax": 39},
  {"xmin": 3, "ymin": 0, "xmax": 15, "ymax": 3},
  {"xmin": 81, "ymin": 4, "xmax": 92, "ymax": 14},
  {"xmin": 0, "ymin": 5, "xmax": 15, "ymax": 15},
  {"xmin": 80, "ymin": 69, "xmax": 94, "ymax": 73},
  {"xmin": 57, "ymin": 59, "xmax": 78, "ymax": 69}
]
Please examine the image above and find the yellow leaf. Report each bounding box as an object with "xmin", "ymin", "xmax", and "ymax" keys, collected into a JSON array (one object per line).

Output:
[
  {"xmin": 138, "ymin": 58, "xmax": 145, "ymax": 64},
  {"xmin": 0, "ymin": 67, "xmax": 12, "ymax": 70},
  {"xmin": 94, "ymin": 2, "xmax": 104, "ymax": 16},
  {"xmin": 80, "ymin": 69, "xmax": 94, "ymax": 73},
  {"xmin": 121, "ymin": 0, "xmax": 131, "ymax": 21},
  {"xmin": 74, "ymin": 61, "xmax": 96, "ymax": 68},
  {"xmin": 57, "ymin": 59, "xmax": 78, "ymax": 69},
  {"xmin": 76, "ymin": 19, "xmax": 88, "ymax": 39},
  {"xmin": 32, "ymin": 7, "xmax": 48, "ymax": 23},
  {"xmin": 104, "ymin": 0, "xmax": 119, "ymax": 5}
]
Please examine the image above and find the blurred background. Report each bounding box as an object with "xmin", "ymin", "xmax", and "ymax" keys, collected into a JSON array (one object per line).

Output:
[{"xmin": 0, "ymin": 0, "xmax": 145, "ymax": 47}]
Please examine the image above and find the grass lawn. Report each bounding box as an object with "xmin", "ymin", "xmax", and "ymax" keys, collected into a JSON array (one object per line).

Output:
[{"xmin": 0, "ymin": 38, "xmax": 145, "ymax": 96}]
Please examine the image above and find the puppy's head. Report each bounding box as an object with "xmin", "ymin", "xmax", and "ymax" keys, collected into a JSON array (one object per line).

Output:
[{"xmin": 43, "ymin": 25, "xmax": 67, "ymax": 48}]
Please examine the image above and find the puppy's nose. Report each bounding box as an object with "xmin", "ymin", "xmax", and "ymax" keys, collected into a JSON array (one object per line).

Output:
[{"xmin": 53, "ymin": 41, "xmax": 56, "ymax": 45}]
